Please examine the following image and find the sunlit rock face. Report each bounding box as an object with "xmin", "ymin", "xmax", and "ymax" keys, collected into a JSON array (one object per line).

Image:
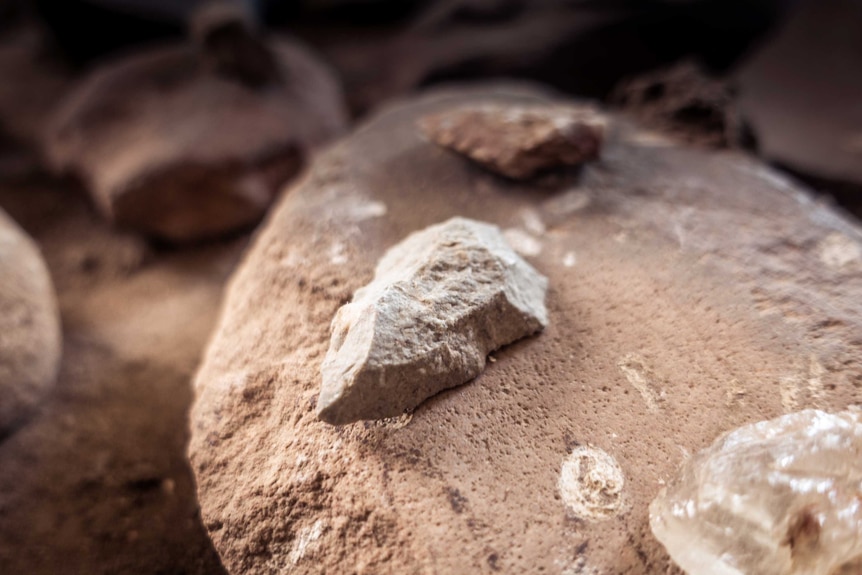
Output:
[{"xmin": 650, "ymin": 409, "xmax": 862, "ymax": 575}]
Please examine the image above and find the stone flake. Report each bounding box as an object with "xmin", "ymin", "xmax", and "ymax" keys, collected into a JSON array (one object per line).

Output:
[{"xmin": 318, "ymin": 217, "xmax": 548, "ymax": 425}]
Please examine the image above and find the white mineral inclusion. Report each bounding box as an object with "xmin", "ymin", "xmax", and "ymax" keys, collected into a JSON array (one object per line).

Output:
[
  {"xmin": 819, "ymin": 233, "xmax": 861, "ymax": 269},
  {"xmin": 650, "ymin": 409, "xmax": 862, "ymax": 575},
  {"xmin": 503, "ymin": 227, "xmax": 543, "ymax": 257},
  {"xmin": 558, "ymin": 446, "xmax": 625, "ymax": 520}
]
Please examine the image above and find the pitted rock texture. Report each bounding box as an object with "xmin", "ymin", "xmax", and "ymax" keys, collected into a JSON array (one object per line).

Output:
[
  {"xmin": 318, "ymin": 216, "xmax": 548, "ymax": 425},
  {"xmin": 0, "ymin": 207, "xmax": 61, "ymax": 434},
  {"xmin": 190, "ymin": 84, "xmax": 862, "ymax": 575},
  {"xmin": 651, "ymin": 409, "xmax": 862, "ymax": 575},
  {"xmin": 419, "ymin": 103, "xmax": 605, "ymax": 179},
  {"xmin": 45, "ymin": 33, "xmax": 347, "ymax": 242}
]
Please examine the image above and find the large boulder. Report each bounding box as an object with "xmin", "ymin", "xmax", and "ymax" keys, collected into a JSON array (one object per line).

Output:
[
  {"xmin": 189, "ymin": 84, "xmax": 862, "ymax": 574},
  {"xmin": 0, "ymin": 208, "xmax": 61, "ymax": 435}
]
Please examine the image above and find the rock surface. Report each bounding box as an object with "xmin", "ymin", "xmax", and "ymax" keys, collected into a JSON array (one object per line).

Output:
[
  {"xmin": 189, "ymin": 84, "xmax": 862, "ymax": 575},
  {"xmin": 319, "ymin": 216, "xmax": 548, "ymax": 425},
  {"xmin": 0, "ymin": 207, "xmax": 61, "ymax": 435},
  {"xmin": 419, "ymin": 103, "xmax": 604, "ymax": 179},
  {"xmin": 650, "ymin": 409, "xmax": 862, "ymax": 575},
  {"xmin": 44, "ymin": 31, "xmax": 347, "ymax": 242}
]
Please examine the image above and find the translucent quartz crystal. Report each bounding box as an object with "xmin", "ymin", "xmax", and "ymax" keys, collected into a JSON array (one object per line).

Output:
[{"xmin": 650, "ymin": 409, "xmax": 862, "ymax": 575}]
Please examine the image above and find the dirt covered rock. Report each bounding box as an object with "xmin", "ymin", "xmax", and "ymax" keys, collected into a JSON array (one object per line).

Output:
[
  {"xmin": 420, "ymin": 103, "xmax": 604, "ymax": 179},
  {"xmin": 189, "ymin": 84, "xmax": 862, "ymax": 574}
]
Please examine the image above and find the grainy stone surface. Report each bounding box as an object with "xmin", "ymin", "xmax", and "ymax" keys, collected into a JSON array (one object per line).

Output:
[
  {"xmin": 45, "ymin": 34, "xmax": 347, "ymax": 242},
  {"xmin": 0, "ymin": 207, "xmax": 61, "ymax": 435},
  {"xmin": 419, "ymin": 103, "xmax": 605, "ymax": 179},
  {"xmin": 651, "ymin": 409, "xmax": 862, "ymax": 575},
  {"xmin": 190, "ymin": 84, "xmax": 862, "ymax": 575},
  {"xmin": 318, "ymin": 216, "xmax": 548, "ymax": 425}
]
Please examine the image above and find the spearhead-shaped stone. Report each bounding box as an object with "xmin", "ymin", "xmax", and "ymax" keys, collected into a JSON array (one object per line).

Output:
[
  {"xmin": 650, "ymin": 409, "xmax": 862, "ymax": 575},
  {"xmin": 318, "ymin": 217, "xmax": 548, "ymax": 425}
]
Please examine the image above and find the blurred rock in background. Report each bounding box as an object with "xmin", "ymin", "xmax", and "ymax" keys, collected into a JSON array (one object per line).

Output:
[
  {"xmin": 43, "ymin": 2, "xmax": 348, "ymax": 242},
  {"xmin": 736, "ymin": 0, "xmax": 862, "ymax": 216}
]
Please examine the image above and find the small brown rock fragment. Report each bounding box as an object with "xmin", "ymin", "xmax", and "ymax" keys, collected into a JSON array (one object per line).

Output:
[{"xmin": 419, "ymin": 103, "xmax": 605, "ymax": 180}]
